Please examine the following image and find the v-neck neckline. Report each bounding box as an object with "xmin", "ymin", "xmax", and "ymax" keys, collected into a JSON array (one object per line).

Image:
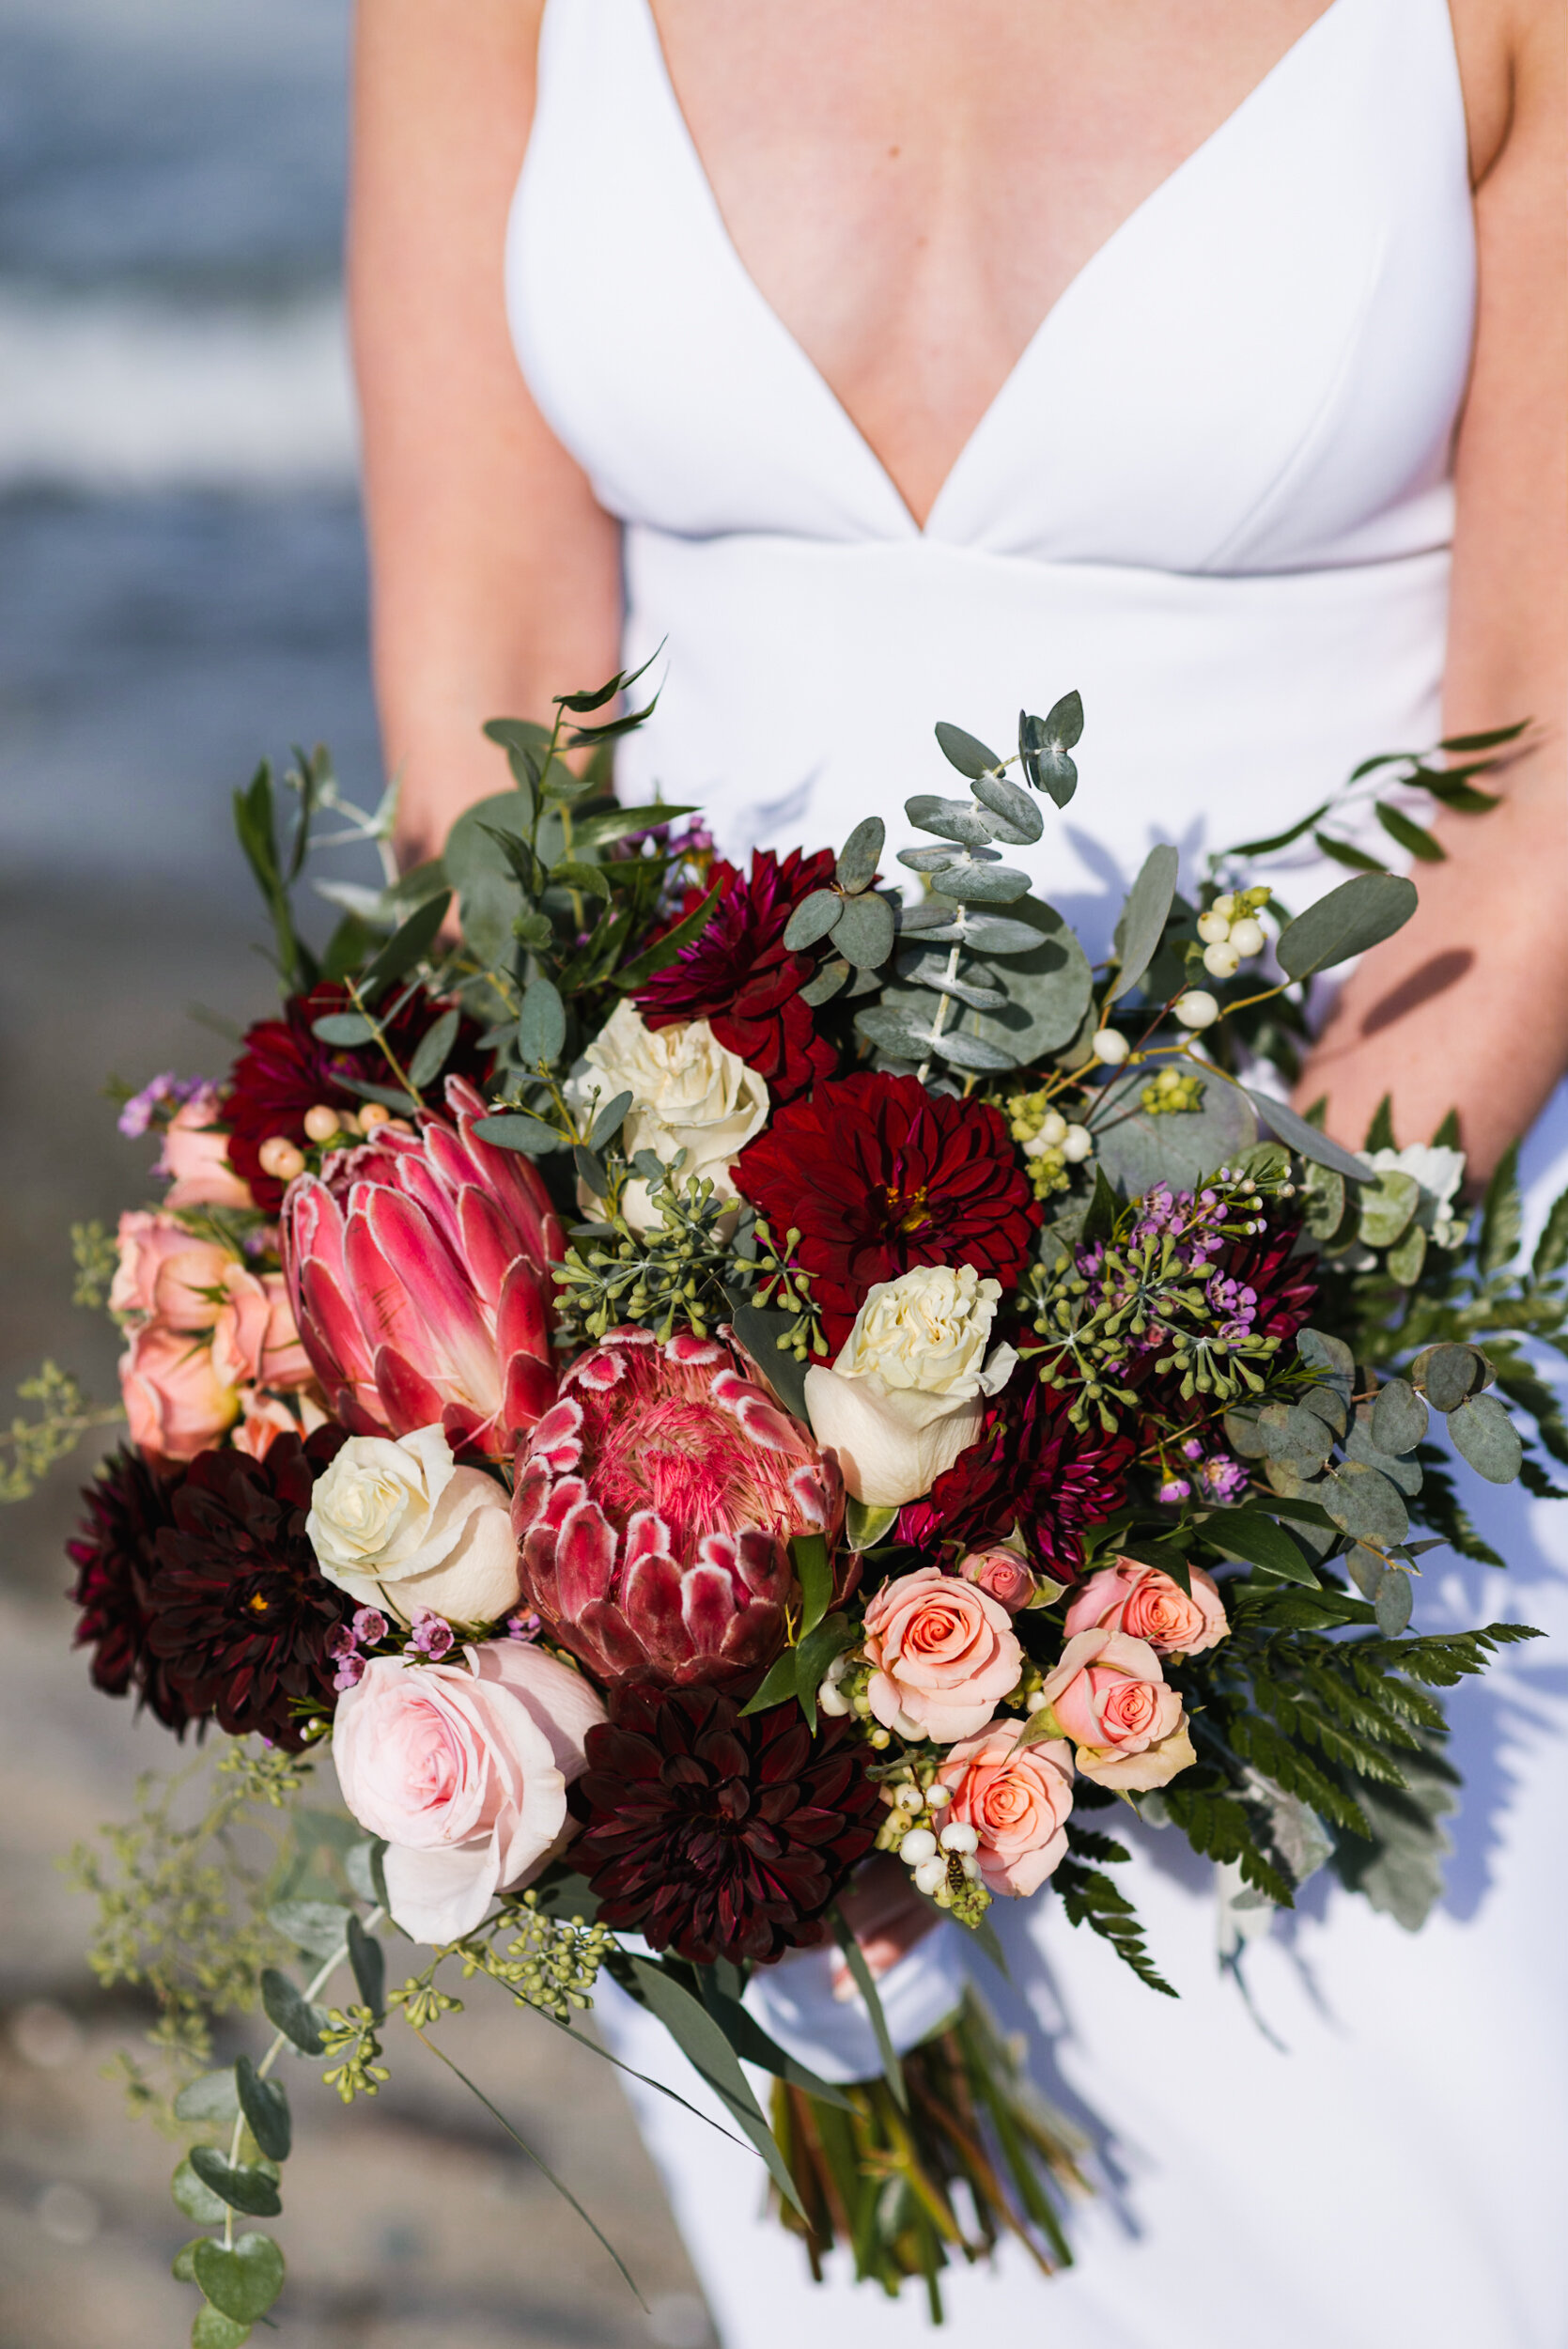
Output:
[{"xmin": 637, "ymin": 0, "xmax": 1352, "ymax": 537}]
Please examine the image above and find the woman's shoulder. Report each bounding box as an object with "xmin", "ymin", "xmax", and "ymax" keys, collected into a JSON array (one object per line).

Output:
[{"xmin": 1450, "ymin": 0, "xmax": 1563, "ymax": 188}]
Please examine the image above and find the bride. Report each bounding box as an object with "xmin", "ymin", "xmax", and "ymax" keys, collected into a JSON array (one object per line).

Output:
[{"xmin": 348, "ymin": 4, "xmax": 1566, "ymax": 2342}]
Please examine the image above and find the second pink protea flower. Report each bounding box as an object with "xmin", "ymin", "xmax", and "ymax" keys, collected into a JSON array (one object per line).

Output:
[
  {"xmin": 512, "ymin": 1327, "xmax": 845, "ymax": 1688},
  {"xmin": 282, "ymin": 1075, "xmax": 563, "ymax": 1461}
]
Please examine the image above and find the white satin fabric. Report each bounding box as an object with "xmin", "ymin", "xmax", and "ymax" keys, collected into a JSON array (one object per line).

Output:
[{"xmin": 506, "ymin": 2, "xmax": 1568, "ymax": 2341}]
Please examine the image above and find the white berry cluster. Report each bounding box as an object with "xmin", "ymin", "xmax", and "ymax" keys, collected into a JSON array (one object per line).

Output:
[{"xmin": 1194, "ymin": 889, "xmax": 1268, "ymax": 980}]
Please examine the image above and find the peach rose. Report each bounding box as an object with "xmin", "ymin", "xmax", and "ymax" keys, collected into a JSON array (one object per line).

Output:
[
  {"xmin": 109, "ymin": 1212, "xmax": 232, "ymax": 1330},
  {"xmin": 958, "ymin": 1547, "xmax": 1035, "ymax": 1613},
  {"xmin": 159, "ymin": 1090, "xmax": 253, "ymax": 1211},
  {"xmin": 938, "ymin": 1725, "xmax": 1076, "ymax": 1896},
  {"xmin": 862, "ymin": 1563, "xmax": 1022, "ymax": 1744},
  {"xmin": 119, "ymin": 1322, "xmax": 240, "ymax": 1461},
  {"xmin": 1032, "ymin": 1628, "xmax": 1195, "ymax": 1792},
  {"xmin": 232, "ymin": 1386, "xmax": 328, "ymax": 1462},
  {"xmin": 333, "ymin": 1641, "xmax": 607, "ymax": 1942},
  {"xmin": 1063, "ymin": 1559, "xmax": 1228, "ymax": 1657},
  {"xmin": 210, "ymin": 1266, "xmax": 313, "ymax": 1392}
]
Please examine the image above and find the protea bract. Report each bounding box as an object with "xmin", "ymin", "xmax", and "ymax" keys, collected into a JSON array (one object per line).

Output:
[
  {"xmin": 282, "ymin": 1076, "xmax": 562, "ymax": 1462},
  {"xmin": 512, "ymin": 1327, "xmax": 845, "ymax": 1688}
]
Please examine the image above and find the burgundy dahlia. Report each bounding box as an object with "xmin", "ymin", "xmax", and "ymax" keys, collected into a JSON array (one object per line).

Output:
[
  {"xmin": 144, "ymin": 1428, "xmax": 350, "ymax": 1748},
  {"xmin": 225, "ymin": 981, "xmax": 488, "ymax": 1213},
  {"xmin": 635, "ymin": 848, "xmax": 838, "ymax": 1103},
  {"xmin": 513, "ymin": 1327, "xmax": 845, "ymax": 1688},
  {"xmin": 576, "ymin": 1683, "xmax": 880, "ymax": 1964},
  {"xmin": 734, "ymin": 1071, "xmax": 1042, "ymax": 1353},
  {"xmin": 68, "ymin": 1449, "xmax": 191, "ymax": 1732},
  {"xmin": 898, "ymin": 1375, "xmax": 1136, "ymax": 1579}
]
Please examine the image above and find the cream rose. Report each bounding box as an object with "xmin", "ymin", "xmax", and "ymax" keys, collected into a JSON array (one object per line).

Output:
[
  {"xmin": 307, "ymin": 1424, "xmax": 523, "ymax": 1626},
  {"xmin": 938, "ymin": 1725, "xmax": 1076, "ymax": 1895},
  {"xmin": 333, "ymin": 1641, "xmax": 606, "ymax": 1942},
  {"xmin": 1063, "ymin": 1559, "xmax": 1229, "ymax": 1656},
  {"xmin": 802, "ymin": 1265, "xmax": 1017, "ymax": 1507},
  {"xmin": 862, "ymin": 1563, "xmax": 1023, "ymax": 1743},
  {"xmin": 577, "ymin": 1002, "xmax": 768, "ymax": 1234},
  {"xmin": 1032, "ymin": 1628, "xmax": 1195, "ymax": 1791}
]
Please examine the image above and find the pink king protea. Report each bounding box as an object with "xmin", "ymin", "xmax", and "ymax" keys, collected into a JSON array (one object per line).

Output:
[
  {"xmin": 282, "ymin": 1076, "xmax": 563, "ymax": 1461},
  {"xmin": 512, "ymin": 1327, "xmax": 846, "ymax": 1688}
]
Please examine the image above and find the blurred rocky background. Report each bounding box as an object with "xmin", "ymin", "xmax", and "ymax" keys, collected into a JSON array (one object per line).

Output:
[{"xmin": 0, "ymin": 4, "xmax": 712, "ymax": 2340}]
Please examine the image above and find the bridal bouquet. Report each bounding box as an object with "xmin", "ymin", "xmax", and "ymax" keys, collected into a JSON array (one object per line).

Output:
[{"xmin": 13, "ymin": 677, "xmax": 1564, "ymax": 2338}]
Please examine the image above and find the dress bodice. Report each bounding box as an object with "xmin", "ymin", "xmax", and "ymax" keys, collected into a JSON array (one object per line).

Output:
[{"xmin": 506, "ymin": 0, "xmax": 1474, "ymax": 931}]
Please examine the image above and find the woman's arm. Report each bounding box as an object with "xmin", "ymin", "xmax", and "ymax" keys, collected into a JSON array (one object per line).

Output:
[
  {"xmin": 349, "ymin": 0, "xmax": 623, "ymax": 865},
  {"xmin": 1297, "ymin": 0, "xmax": 1567, "ymax": 1177}
]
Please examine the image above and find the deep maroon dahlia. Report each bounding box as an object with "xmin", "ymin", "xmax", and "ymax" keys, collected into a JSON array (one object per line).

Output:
[
  {"xmin": 576, "ymin": 1683, "xmax": 880, "ymax": 1964},
  {"xmin": 225, "ymin": 982, "xmax": 488, "ymax": 1212},
  {"xmin": 734, "ymin": 1071, "xmax": 1042, "ymax": 1352},
  {"xmin": 898, "ymin": 1375, "xmax": 1136, "ymax": 1579},
  {"xmin": 635, "ymin": 848, "xmax": 838, "ymax": 1103},
  {"xmin": 145, "ymin": 1428, "xmax": 350, "ymax": 1747},
  {"xmin": 68, "ymin": 1449, "xmax": 191, "ymax": 1732}
]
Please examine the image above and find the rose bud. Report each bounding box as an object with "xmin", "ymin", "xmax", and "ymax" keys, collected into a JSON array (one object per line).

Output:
[
  {"xmin": 958, "ymin": 1547, "xmax": 1035, "ymax": 1612},
  {"xmin": 1063, "ymin": 1558, "xmax": 1228, "ymax": 1657}
]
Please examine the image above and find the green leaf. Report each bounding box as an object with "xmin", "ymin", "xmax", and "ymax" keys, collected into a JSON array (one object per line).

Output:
[
  {"xmin": 258, "ymin": 1968, "xmax": 326, "ymax": 2057},
  {"xmin": 933, "ymin": 721, "xmax": 1001, "ymax": 778},
  {"xmin": 193, "ymin": 2232, "xmax": 285, "ymax": 2326},
  {"xmin": 1054, "ymin": 1859, "xmax": 1177, "ymax": 1996},
  {"xmin": 1437, "ymin": 720, "xmax": 1528, "ymax": 754},
  {"xmin": 1371, "ymin": 1378, "xmax": 1429, "ymax": 1456},
  {"xmin": 1447, "ymin": 1392, "xmax": 1523, "ymax": 1484},
  {"xmin": 845, "ymin": 1498, "xmax": 898, "ymax": 1551},
  {"xmin": 827, "ymin": 1909, "xmax": 908, "ymax": 2109},
  {"xmin": 1362, "ymin": 1092, "xmax": 1398, "ymax": 1152},
  {"xmin": 855, "ymin": 1003, "xmax": 939, "ymax": 1061},
  {"xmin": 1275, "ymin": 873, "xmax": 1418, "ymax": 979},
  {"xmin": 1018, "ymin": 692, "xmax": 1083, "ymax": 807},
  {"xmin": 835, "ymin": 816, "xmax": 885, "ymax": 892},
  {"xmin": 347, "ymin": 1914, "xmax": 386, "ymax": 2021},
  {"xmin": 799, "ymin": 957, "xmax": 850, "ymax": 1007},
  {"xmin": 551, "ymin": 858, "xmax": 613, "ymax": 902},
  {"xmin": 172, "ymin": 2237, "xmax": 204, "ymax": 2284},
  {"xmin": 1386, "ymin": 1221, "xmax": 1428, "ymax": 1286},
  {"xmin": 794, "ymin": 1612, "xmax": 857, "ymax": 1734},
  {"xmin": 1321, "ymin": 1462, "xmax": 1409, "ymax": 1547},
  {"xmin": 1374, "ymin": 1569, "xmax": 1414, "ymax": 1637},
  {"xmin": 1221, "ymin": 800, "xmax": 1332, "ymax": 859},
  {"xmin": 950, "ymin": 894, "xmax": 1094, "ymax": 1063},
  {"xmin": 1090, "ymin": 1062, "xmax": 1257, "ymax": 1197},
  {"xmin": 473, "ymin": 1110, "xmax": 562, "ymax": 1155},
  {"xmin": 406, "ymin": 1007, "xmax": 461, "ymax": 1093},
  {"xmin": 1374, "ymin": 801, "xmax": 1446, "ymax": 862},
  {"xmin": 933, "ymin": 861, "xmax": 1032, "ymax": 905},
  {"xmin": 192, "ymin": 2306, "xmax": 251, "ymax": 2349},
  {"xmin": 1531, "ymin": 1188, "xmax": 1568, "ymax": 1282},
  {"xmin": 629, "ymin": 1956, "xmax": 809, "ymax": 2217},
  {"xmin": 1313, "ymin": 831, "xmax": 1390, "ymax": 874},
  {"xmin": 612, "ymin": 883, "xmax": 721, "ymax": 989},
  {"xmin": 737, "ymin": 1649, "xmax": 799, "ymax": 1718},
  {"xmin": 1200, "ymin": 1509, "xmax": 1316, "ymax": 1584},
  {"xmin": 1243, "ymin": 1088, "xmax": 1370, "ymax": 1180},
  {"xmin": 725, "ymin": 1297, "xmax": 813, "ymax": 1418},
  {"xmin": 187, "ymin": 2150, "xmax": 281, "ymax": 2219},
  {"xmin": 972, "ymin": 768, "xmax": 1045, "ymax": 845},
  {"xmin": 1080, "ymin": 1164, "xmax": 1120, "ymax": 1247},
  {"xmin": 310, "ymin": 1011, "xmax": 376, "ymax": 1047},
  {"xmin": 792, "ymin": 1531, "xmax": 831, "ymax": 1638},
  {"xmin": 831, "ymin": 888, "xmax": 896, "ymax": 969},
  {"xmin": 586, "ymin": 1088, "xmax": 634, "ymax": 1150},
  {"xmin": 234, "ymin": 2058, "xmax": 290, "ymax": 2163},
  {"xmin": 1301, "ymin": 1163, "xmax": 1348, "ymax": 1240},
  {"xmin": 173, "ymin": 2068, "xmax": 239, "ymax": 2125},
  {"xmin": 567, "ymin": 685, "xmax": 661, "ymax": 749},
  {"xmin": 782, "ymin": 889, "xmax": 842, "ymax": 951},
  {"xmin": 171, "ymin": 2158, "xmax": 229, "ymax": 2225},
  {"xmin": 1411, "ymin": 1342, "xmax": 1486, "ymax": 1412},
  {"xmin": 268, "ymin": 1899, "xmax": 351, "ymax": 1959},
  {"xmin": 1478, "ymin": 1141, "xmax": 1522, "ymax": 1275},
  {"xmin": 362, "ymin": 893, "xmax": 452, "ymax": 999},
  {"xmin": 1358, "ymin": 1169, "xmax": 1421, "ymax": 1250},
  {"xmin": 517, "ymin": 977, "xmax": 567, "ymax": 1071},
  {"xmin": 1110, "ymin": 843, "xmax": 1180, "ymax": 1002},
  {"xmin": 695, "ymin": 1973, "xmax": 856, "ymax": 2109}
]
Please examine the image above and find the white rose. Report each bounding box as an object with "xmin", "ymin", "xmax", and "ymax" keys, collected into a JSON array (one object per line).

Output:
[
  {"xmin": 802, "ymin": 1265, "xmax": 1017, "ymax": 1508},
  {"xmin": 307, "ymin": 1423, "xmax": 522, "ymax": 1626},
  {"xmin": 574, "ymin": 1002, "xmax": 769, "ymax": 1235}
]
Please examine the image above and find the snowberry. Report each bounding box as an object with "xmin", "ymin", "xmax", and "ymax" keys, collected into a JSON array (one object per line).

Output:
[{"xmin": 1173, "ymin": 989, "xmax": 1220, "ymax": 1029}]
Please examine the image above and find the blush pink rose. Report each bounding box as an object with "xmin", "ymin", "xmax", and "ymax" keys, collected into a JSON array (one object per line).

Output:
[
  {"xmin": 332, "ymin": 1641, "xmax": 607, "ymax": 1942},
  {"xmin": 231, "ymin": 1386, "xmax": 328, "ymax": 1462},
  {"xmin": 938, "ymin": 1724, "xmax": 1076, "ymax": 1896},
  {"xmin": 1063, "ymin": 1559, "xmax": 1228, "ymax": 1656},
  {"xmin": 109, "ymin": 1212, "xmax": 232, "ymax": 1330},
  {"xmin": 119, "ymin": 1322, "xmax": 241, "ymax": 1461},
  {"xmin": 159, "ymin": 1090, "xmax": 254, "ymax": 1211},
  {"xmin": 862, "ymin": 1563, "xmax": 1022, "ymax": 1743},
  {"xmin": 211, "ymin": 1266, "xmax": 314, "ymax": 1392},
  {"xmin": 958, "ymin": 1547, "xmax": 1035, "ymax": 1613},
  {"xmin": 1034, "ymin": 1628, "xmax": 1194, "ymax": 1791}
]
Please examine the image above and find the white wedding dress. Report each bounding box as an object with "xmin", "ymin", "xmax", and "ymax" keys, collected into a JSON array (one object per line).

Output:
[{"xmin": 505, "ymin": 3, "xmax": 1568, "ymax": 2342}]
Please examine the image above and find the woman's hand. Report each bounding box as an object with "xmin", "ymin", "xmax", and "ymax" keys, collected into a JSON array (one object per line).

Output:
[{"xmin": 830, "ymin": 1854, "xmax": 941, "ymax": 1994}]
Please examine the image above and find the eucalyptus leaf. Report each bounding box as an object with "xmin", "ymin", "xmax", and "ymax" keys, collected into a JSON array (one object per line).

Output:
[
  {"xmin": 187, "ymin": 2149, "xmax": 282, "ymax": 2219},
  {"xmin": 1301, "ymin": 1163, "xmax": 1349, "ymax": 1241},
  {"xmin": 1244, "ymin": 1089, "xmax": 1370, "ymax": 1180},
  {"xmin": 258, "ymin": 1969, "xmax": 325, "ymax": 2058},
  {"xmin": 898, "ymin": 843, "xmax": 963, "ymax": 873},
  {"xmin": 1321, "ymin": 1462, "xmax": 1409, "ymax": 1547},
  {"xmin": 473, "ymin": 1110, "xmax": 562, "ymax": 1155},
  {"xmin": 1374, "ymin": 801, "xmax": 1446, "ymax": 862},
  {"xmin": 1275, "ymin": 873, "xmax": 1419, "ymax": 979},
  {"xmin": 192, "ymin": 2306, "xmax": 252, "ymax": 2349},
  {"xmin": 193, "ymin": 2232, "xmax": 286, "ymax": 2326},
  {"xmin": 1412, "ymin": 1343, "xmax": 1486, "ymax": 1413},
  {"xmin": 1296, "ymin": 1327, "xmax": 1355, "ymax": 1391},
  {"xmin": 407, "ymin": 1007, "xmax": 461, "ymax": 1094},
  {"xmin": 1374, "ymin": 1569, "xmax": 1414, "ymax": 1637},
  {"xmin": 897, "ymin": 908, "xmax": 1047, "ymax": 955},
  {"xmin": 933, "ymin": 861, "xmax": 1032, "ymax": 905},
  {"xmin": 971, "ymin": 769, "xmax": 1045, "ymax": 844},
  {"xmin": 1110, "ymin": 843, "xmax": 1181, "ymax": 1003},
  {"xmin": 946, "ymin": 894, "xmax": 1095, "ymax": 1064},
  {"xmin": 894, "ymin": 950, "xmax": 1008, "ymax": 1011},
  {"xmin": 1256, "ymin": 1402, "xmax": 1336, "ymax": 1470},
  {"xmin": 1357, "ymin": 1170, "xmax": 1421, "ymax": 1250},
  {"xmin": 855, "ymin": 1003, "xmax": 942, "ymax": 1060},
  {"xmin": 782, "ymin": 890, "xmax": 843, "ymax": 951},
  {"xmin": 348, "ymin": 1913, "xmax": 386, "ymax": 2021},
  {"xmin": 588, "ymin": 1089, "xmax": 634, "ymax": 1150},
  {"xmin": 1090, "ymin": 1060, "xmax": 1257, "ymax": 1195},
  {"xmin": 930, "ymin": 1026, "xmax": 1020, "ymax": 1073},
  {"xmin": 1344, "ymin": 1544, "xmax": 1388, "ymax": 1601},
  {"xmin": 1371, "ymin": 1378, "xmax": 1429, "ymax": 1456},
  {"xmin": 362, "ymin": 892, "xmax": 452, "ymax": 1000},
  {"xmin": 1018, "ymin": 692, "xmax": 1083, "ymax": 807},
  {"xmin": 934, "ymin": 721, "xmax": 1001, "ymax": 778},
  {"xmin": 310, "ymin": 1011, "xmax": 375, "ymax": 1047},
  {"xmin": 831, "ymin": 888, "xmax": 895, "ymax": 969},
  {"xmin": 1343, "ymin": 1414, "xmax": 1422, "ymax": 1497},
  {"xmin": 171, "ymin": 2157, "xmax": 229, "ymax": 2225},
  {"xmin": 906, "ymin": 794, "xmax": 997, "ymax": 848},
  {"xmin": 517, "ymin": 978, "xmax": 567, "ymax": 1069},
  {"xmin": 235, "ymin": 2058, "xmax": 291, "ymax": 2163},
  {"xmin": 1386, "ymin": 1221, "xmax": 1428, "ymax": 1286},
  {"xmin": 1447, "ymin": 1393, "xmax": 1523, "ymax": 1484},
  {"xmin": 173, "ymin": 2068, "xmax": 239, "ymax": 2125},
  {"xmin": 266, "ymin": 1900, "xmax": 350, "ymax": 1960},
  {"xmin": 836, "ymin": 816, "xmax": 885, "ymax": 893},
  {"xmin": 799, "ymin": 954, "xmax": 851, "ymax": 1007}
]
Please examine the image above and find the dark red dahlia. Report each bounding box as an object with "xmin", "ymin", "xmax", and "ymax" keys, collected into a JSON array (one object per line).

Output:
[
  {"xmin": 734, "ymin": 1071, "xmax": 1042, "ymax": 1353},
  {"xmin": 898, "ymin": 1375, "xmax": 1136, "ymax": 1579},
  {"xmin": 225, "ymin": 982, "xmax": 489, "ymax": 1212},
  {"xmin": 576, "ymin": 1683, "xmax": 880, "ymax": 1965},
  {"xmin": 144, "ymin": 1428, "xmax": 350, "ymax": 1748},
  {"xmin": 635, "ymin": 848, "xmax": 838, "ymax": 1103},
  {"xmin": 68, "ymin": 1449, "xmax": 191, "ymax": 1732}
]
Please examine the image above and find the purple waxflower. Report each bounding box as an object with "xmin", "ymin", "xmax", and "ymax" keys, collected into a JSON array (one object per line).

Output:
[
  {"xmin": 406, "ymin": 1609, "xmax": 455, "ymax": 1660},
  {"xmin": 118, "ymin": 1072, "xmax": 205, "ymax": 1140},
  {"xmin": 351, "ymin": 1607, "xmax": 390, "ymax": 1646},
  {"xmin": 333, "ymin": 1654, "xmax": 366, "ymax": 1692}
]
